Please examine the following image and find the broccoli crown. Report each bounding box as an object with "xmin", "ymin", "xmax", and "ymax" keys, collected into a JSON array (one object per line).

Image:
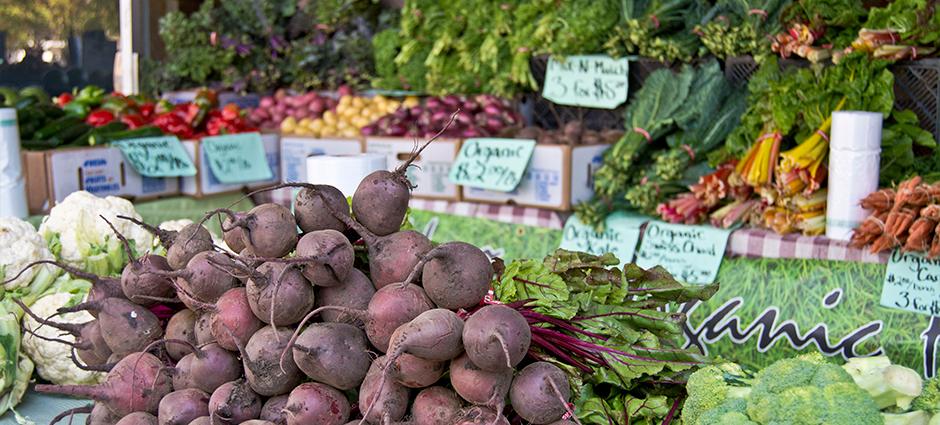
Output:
[
  {"xmin": 683, "ymin": 363, "xmax": 751, "ymax": 424},
  {"xmin": 746, "ymin": 353, "xmax": 883, "ymax": 425},
  {"xmin": 912, "ymin": 377, "xmax": 940, "ymax": 413},
  {"xmin": 696, "ymin": 398, "xmax": 753, "ymax": 425}
]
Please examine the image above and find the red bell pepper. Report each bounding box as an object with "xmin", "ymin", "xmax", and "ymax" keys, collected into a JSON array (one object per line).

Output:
[
  {"xmin": 121, "ymin": 114, "xmax": 147, "ymax": 129},
  {"xmin": 221, "ymin": 104, "xmax": 241, "ymax": 122},
  {"xmin": 54, "ymin": 92, "xmax": 73, "ymax": 107},
  {"xmin": 85, "ymin": 109, "xmax": 115, "ymax": 127},
  {"xmin": 153, "ymin": 112, "xmax": 194, "ymax": 139},
  {"xmin": 139, "ymin": 103, "xmax": 155, "ymax": 120}
]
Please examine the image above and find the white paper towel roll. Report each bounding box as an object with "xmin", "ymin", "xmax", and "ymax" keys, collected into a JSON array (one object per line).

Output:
[
  {"xmin": 826, "ymin": 149, "xmax": 881, "ymax": 241},
  {"xmin": 305, "ymin": 154, "xmax": 387, "ymax": 198},
  {"xmin": 831, "ymin": 111, "xmax": 884, "ymax": 151},
  {"xmin": 0, "ymin": 108, "xmax": 28, "ymax": 218}
]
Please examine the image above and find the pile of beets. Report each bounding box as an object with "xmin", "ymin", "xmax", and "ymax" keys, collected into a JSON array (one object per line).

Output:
[{"xmin": 12, "ymin": 122, "xmax": 580, "ymax": 425}]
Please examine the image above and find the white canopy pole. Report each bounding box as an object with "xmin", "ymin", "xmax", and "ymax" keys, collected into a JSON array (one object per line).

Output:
[{"xmin": 119, "ymin": 0, "xmax": 138, "ymax": 94}]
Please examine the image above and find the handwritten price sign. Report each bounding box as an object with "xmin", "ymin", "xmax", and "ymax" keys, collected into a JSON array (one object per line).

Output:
[
  {"xmin": 113, "ymin": 136, "xmax": 196, "ymax": 177},
  {"xmin": 449, "ymin": 138, "xmax": 536, "ymax": 192},
  {"xmin": 202, "ymin": 133, "xmax": 273, "ymax": 184},
  {"xmin": 881, "ymin": 250, "xmax": 940, "ymax": 316},
  {"xmin": 635, "ymin": 221, "xmax": 731, "ymax": 285},
  {"xmin": 542, "ymin": 55, "xmax": 629, "ymax": 109}
]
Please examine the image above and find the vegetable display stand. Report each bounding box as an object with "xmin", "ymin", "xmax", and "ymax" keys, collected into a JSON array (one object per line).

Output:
[
  {"xmin": 20, "ymin": 146, "xmax": 181, "ymax": 214},
  {"xmin": 892, "ymin": 59, "xmax": 940, "ymax": 142},
  {"xmin": 179, "ymin": 133, "xmax": 281, "ymax": 198}
]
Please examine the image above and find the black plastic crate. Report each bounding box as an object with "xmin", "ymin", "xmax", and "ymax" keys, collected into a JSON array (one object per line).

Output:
[
  {"xmin": 725, "ymin": 56, "xmax": 760, "ymax": 87},
  {"xmin": 526, "ymin": 56, "xmax": 674, "ymax": 130},
  {"xmin": 892, "ymin": 59, "xmax": 940, "ymax": 142}
]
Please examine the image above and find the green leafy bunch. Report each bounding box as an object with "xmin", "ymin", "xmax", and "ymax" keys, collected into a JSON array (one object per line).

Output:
[{"xmin": 496, "ymin": 249, "xmax": 719, "ymax": 424}]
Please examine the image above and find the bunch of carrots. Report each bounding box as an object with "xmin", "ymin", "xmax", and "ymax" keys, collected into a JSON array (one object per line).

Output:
[{"xmin": 851, "ymin": 176, "xmax": 940, "ymax": 256}]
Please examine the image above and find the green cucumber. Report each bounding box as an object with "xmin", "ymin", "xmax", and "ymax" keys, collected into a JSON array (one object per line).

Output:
[
  {"xmin": 93, "ymin": 125, "xmax": 163, "ymax": 145},
  {"xmin": 33, "ymin": 116, "xmax": 82, "ymax": 140},
  {"xmin": 48, "ymin": 122, "xmax": 92, "ymax": 146}
]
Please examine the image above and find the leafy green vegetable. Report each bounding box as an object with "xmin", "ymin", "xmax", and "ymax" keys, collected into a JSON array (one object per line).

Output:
[{"xmin": 880, "ymin": 109, "xmax": 940, "ymax": 185}]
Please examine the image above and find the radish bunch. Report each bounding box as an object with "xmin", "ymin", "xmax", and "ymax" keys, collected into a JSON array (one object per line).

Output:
[{"xmin": 19, "ymin": 120, "xmax": 588, "ymax": 425}]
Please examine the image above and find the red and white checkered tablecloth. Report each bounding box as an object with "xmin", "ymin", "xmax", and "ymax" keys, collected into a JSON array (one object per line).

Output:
[{"xmin": 255, "ymin": 191, "xmax": 887, "ymax": 264}]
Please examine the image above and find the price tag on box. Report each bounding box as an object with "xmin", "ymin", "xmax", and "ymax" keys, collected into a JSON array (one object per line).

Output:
[
  {"xmin": 559, "ymin": 212, "xmax": 648, "ymax": 266},
  {"xmin": 542, "ymin": 55, "xmax": 629, "ymax": 109},
  {"xmin": 202, "ymin": 132, "xmax": 273, "ymax": 184},
  {"xmin": 449, "ymin": 138, "xmax": 536, "ymax": 192},
  {"xmin": 113, "ymin": 136, "xmax": 196, "ymax": 177}
]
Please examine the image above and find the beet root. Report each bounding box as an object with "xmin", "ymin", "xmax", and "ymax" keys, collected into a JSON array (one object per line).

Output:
[
  {"xmin": 121, "ymin": 254, "xmax": 175, "ymax": 306},
  {"xmin": 222, "ymin": 213, "xmax": 247, "ymax": 253},
  {"xmin": 462, "ymin": 304, "xmax": 531, "ymax": 371},
  {"xmin": 294, "ymin": 230, "xmax": 354, "ymax": 287},
  {"xmin": 386, "ymin": 308, "xmax": 465, "ymax": 362},
  {"xmin": 194, "ymin": 312, "xmax": 215, "ymax": 346},
  {"xmin": 166, "ymin": 310, "xmax": 198, "ymax": 361},
  {"xmin": 173, "ymin": 343, "xmax": 242, "ymax": 394},
  {"xmin": 175, "ymin": 251, "xmax": 240, "ymax": 310},
  {"xmin": 220, "ymin": 204, "xmax": 298, "ymax": 258},
  {"xmin": 36, "ymin": 351, "xmax": 173, "ymax": 417},
  {"xmin": 294, "ymin": 184, "xmax": 350, "ymax": 233},
  {"xmin": 57, "ymin": 297, "xmax": 163, "ymax": 357},
  {"xmin": 367, "ymin": 230, "xmax": 432, "ymax": 289},
  {"xmin": 239, "ymin": 327, "xmax": 303, "ymax": 397},
  {"xmin": 449, "ymin": 354, "xmax": 512, "ymax": 407},
  {"xmin": 116, "ymin": 412, "xmax": 158, "ymax": 425},
  {"xmin": 209, "ymin": 288, "xmax": 263, "ymax": 352},
  {"xmin": 159, "ymin": 388, "xmax": 210, "ymax": 425},
  {"xmin": 455, "ymin": 407, "xmax": 511, "ymax": 425},
  {"xmin": 391, "ymin": 354, "xmax": 445, "ymax": 389},
  {"xmin": 419, "ymin": 242, "xmax": 492, "ymax": 309},
  {"xmin": 284, "ymin": 382, "xmax": 350, "ymax": 425},
  {"xmin": 412, "ymin": 386, "xmax": 463, "ymax": 425},
  {"xmin": 246, "ymin": 262, "xmax": 315, "ymax": 326},
  {"xmin": 89, "ymin": 402, "xmax": 121, "ymax": 425},
  {"xmin": 187, "ymin": 417, "xmax": 210, "ymax": 425},
  {"xmin": 315, "ymin": 268, "xmax": 374, "ymax": 323},
  {"xmin": 365, "ymin": 283, "xmax": 434, "ymax": 352},
  {"xmin": 208, "ymin": 380, "xmax": 262, "ymax": 425},
  {"xmin": 351, "ymin": 170, "xmax": 411, "ymax": 237},
  {"xmin": 509, "ymin": 362, "xmax": 573, "ymax": 424},
  {"xmin": 358, "ymin": 358, "xmax": 408, "ymax": 425},
  {"xmin": 288, "ymin": 322, "xmax": 371, "ymax": 390},
  {"xmin": 260, "ymin": 395, "xmax": 289, "ymax": 425}
]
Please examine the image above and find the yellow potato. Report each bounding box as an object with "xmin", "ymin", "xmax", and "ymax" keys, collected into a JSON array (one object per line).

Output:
[
  {"xmin": 322, "ymin": 111, "xmax": 336, "ymax": 124},
  {"xmin": 339, "ymin": 96, "xmax": 352, "ymax": 107}
]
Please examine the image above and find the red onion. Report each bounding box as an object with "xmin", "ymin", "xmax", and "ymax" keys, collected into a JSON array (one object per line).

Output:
[
  {"xmin": 426, "ymin": 97, "xmax": 442, "ymax": 110},
  {"xmin": 483, "ymin": 104, "xmax": 503, "ymax": 116},
  {"xmin": 309, "ymin": 98, "xmax": 326, "ymax": 114},
  {"xmin": 361, "ymin": 126, "xmax": 376, "ymax": 136}
]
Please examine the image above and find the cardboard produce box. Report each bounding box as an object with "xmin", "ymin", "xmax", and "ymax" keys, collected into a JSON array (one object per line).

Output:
[
  {"xmin": 461, "ymin": 143, "xmax": 609, "ymax": 210},
  {"xmin": 279, "ymin": 136, "xmax": 364, "ymax": 183},
  {"xmin": 365, "ymin": 137, "xmax": 461, "ymax": 201},
  {"xmin": 180, "ymin": 133, "xmax": 281, "ymax": 197},
  {"xmin": 22, "ymin": 146, "xmax": 180, "ymax": 214}
]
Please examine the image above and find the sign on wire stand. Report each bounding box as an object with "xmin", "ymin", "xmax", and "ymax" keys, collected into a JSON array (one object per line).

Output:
[
  {"xmin": 542, "ymin": 55, "xmax": 629, "ymax": 109},
  {"xmin": 201, "ymin": 132, "xmax": 273, "ymax": 184},
  {"xmin": 881, "ymin": 250, "xmax": 940, "ymax": 316},
  {"xmin": 113, "ymin": 136, "xmax": 197, "ymax": 177},
  {"xmin": 635, "ymin": 221, "xmax": 731, "ymax": 284},
  {"xmin": 448, "ymin": 138, "xmax": 536, "ymax": 192}
]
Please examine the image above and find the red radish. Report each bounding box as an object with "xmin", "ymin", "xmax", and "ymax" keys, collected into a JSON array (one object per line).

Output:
[
  {"xmin": 208, "ymin": 380, "xmax": 262, "ymax": 425},
  {"xmin": 462, "ymin": 304, "xmax": 531, "ymax": 371},
  {"xmin": 284, "ymin": 382, "xmax": 350, "ymax": 425},
  {"xmin": 412, "ymin": 387, "xmax": 463, "ymax": 425},
  {"xmin": 36, "ymin": 352, "xmax": 173, "ymax": 416},
  {"xmin": 509, "ymin": 362, "xmax": 576, "ymax": 424},
  {"xmin": 159, "ymin": 389, "xmax": 210, "ymax": 425}
]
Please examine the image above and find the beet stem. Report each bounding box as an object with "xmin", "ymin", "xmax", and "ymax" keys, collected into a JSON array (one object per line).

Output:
[
  {"xmin": 0, "ymin": 260, "xmax": 100, "ymax": 287},
  {"xmin": 48, "ymin": 404, "xmax": 93, "ymax": 425},
  {"xmin": 395, "ymin": 110, "xmax": 459, "ymax": 175},
  {"xmin": 547, "ymin": 377, "xmax": 582, "ymax": 425},
  {"xmin": 117, "ymin": 214, "xmax": 175, "ymax": 247},
  {"xmin": 14, "ymin": 298, "xmax": 82, "ymax": 336},
  {"xmin": 99, "ymin": 215, "xmax": 136, "ymax": 263},
  {"xmin": 70, "ymin": 347, "xmax": 113, "ymax": 372}
]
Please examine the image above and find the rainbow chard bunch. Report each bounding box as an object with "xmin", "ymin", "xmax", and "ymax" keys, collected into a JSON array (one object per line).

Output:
[{"xmin": 494, "ymin": 250, "xmax": 718, "ymax": 425}]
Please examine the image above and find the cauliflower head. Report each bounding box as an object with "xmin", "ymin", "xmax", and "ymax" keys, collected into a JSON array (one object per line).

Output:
[
  {"xmin": 39, "ymin": 191, "xmax": 153, "ymax": 275},
  {"xmin": 0, "ymin": 217, "xmax": 55, "ymax": 290},
  {"xmin": 746, "ymin": 353, "xmax": 882, "ymax": 425},
  {"xmin": 22, "ymin": 290, "xmax": 105, "ymax": 385}
]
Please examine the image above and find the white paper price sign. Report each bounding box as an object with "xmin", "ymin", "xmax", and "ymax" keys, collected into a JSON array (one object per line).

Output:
[
  {"xmin": 542, "ymin": 55, "xmax": 629, "ymax": 109},
  {"xmin": 559, "ymin": 212, "xmax": 648, "ymax": 266}
]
